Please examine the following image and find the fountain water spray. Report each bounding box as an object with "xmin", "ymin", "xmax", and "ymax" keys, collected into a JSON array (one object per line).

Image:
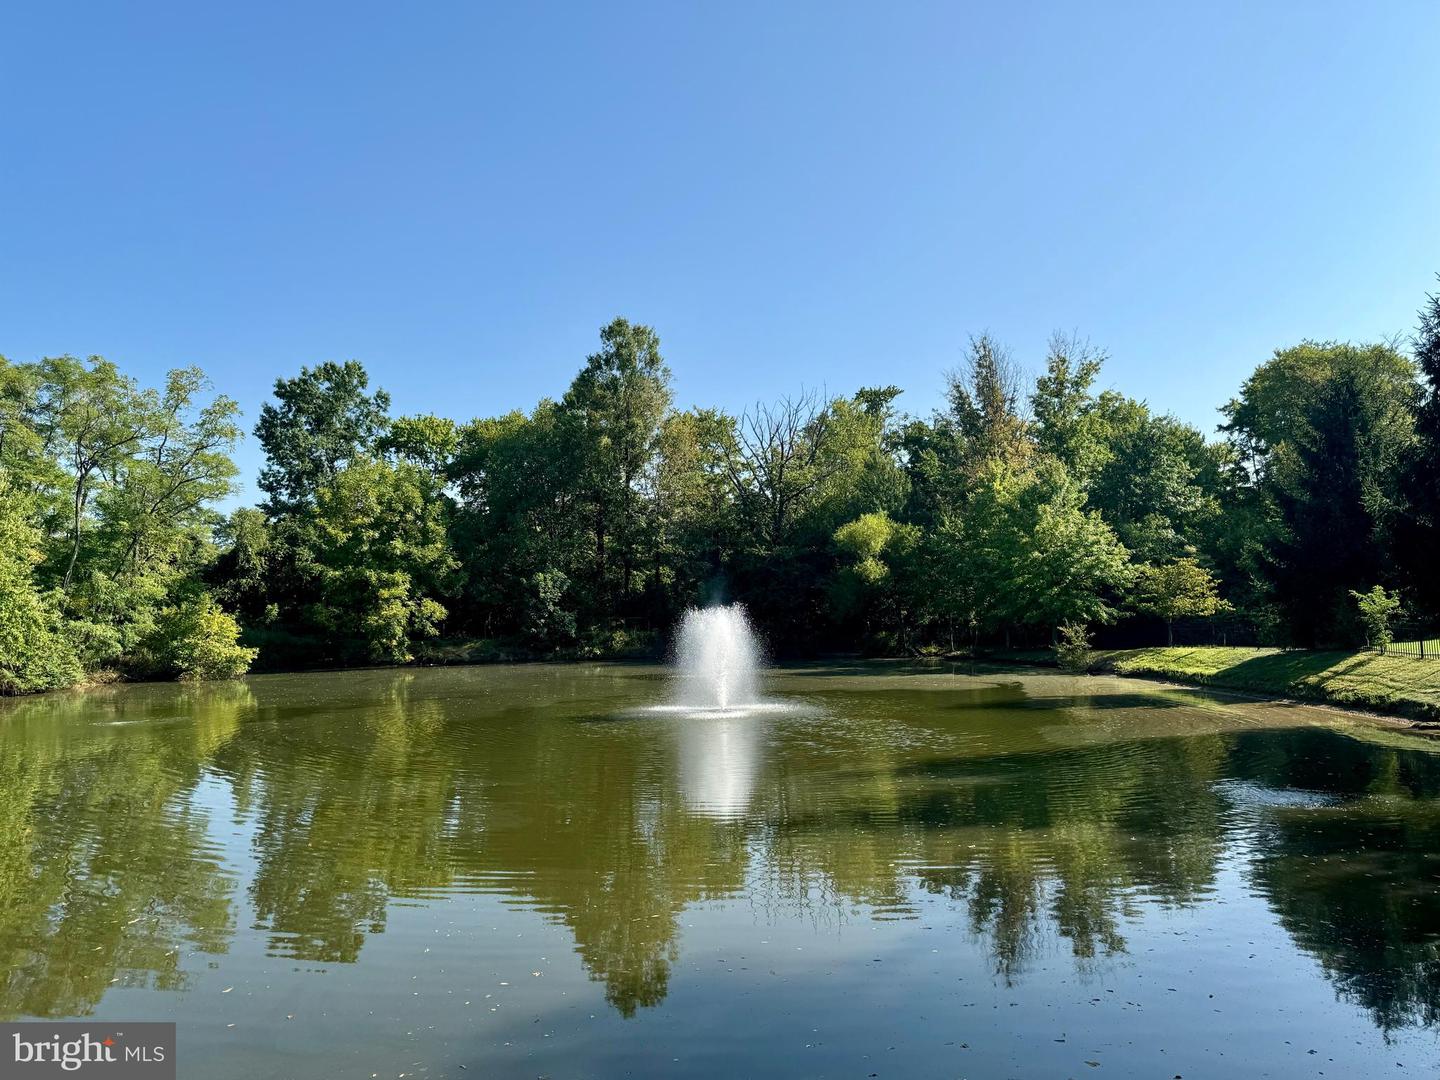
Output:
[{"xmin": 673, "ymin": 605, "xmax": 761, "ymax": 713}]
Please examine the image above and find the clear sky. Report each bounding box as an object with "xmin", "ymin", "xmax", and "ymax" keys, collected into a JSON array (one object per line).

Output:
[{"xmin": 4, "ymin": 1, "xmax": 1439, "ymax": 502}]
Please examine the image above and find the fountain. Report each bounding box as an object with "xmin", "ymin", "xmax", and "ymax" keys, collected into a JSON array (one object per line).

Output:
[
  {"xmin": 672, "ymin": 604, "xmax": 761, "ymax": 713},
  {"xmin": 656, "ymin": 604, "xmax": 806, "ymax": 818}
]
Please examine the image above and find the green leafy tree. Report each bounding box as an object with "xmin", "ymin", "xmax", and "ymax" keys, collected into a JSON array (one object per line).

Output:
[
  {"xmin": 524, "ymin": 569, "xmax": 577, "ymax": 648},
  {"xmin": 380, "ymin": 413, "xmax": 459, "ymax": 475},
  {"xmin": 255, "ymin": 360, "xmax": 391, "ymax": 514},
  {"xmin": 66, "ymin": 368, "xmax": 241, "ymax": 670},
  {"xmin": 448, "ymin": 403, "xmax": 585, "ymax": 637},
  {"xmin": 918, "ymin": 518, "xmax": 987, "ymax": 651},
  {"xmin": 1350, "ymin": 585, "xmax": 1402, "ymax": 651},
  {"xmin": 0, "ymin": 483, "xmax": 81, "ymax": 694},
  {"xmin": 209, "ymin": 508, "xmax": 273, "ymax": 623},
  {"xmin": 0, "ymin": 357, "xmax": 66, "ymax": 503},
  {"xmin": 947, "ymin": 334, "xmax": 1030, "ymax": 470},
  {"xmin": 721, "ymin": 387, "xmax": 906, "ymax": 647},
  {"xmin": 0, "ymin": 356, "xmax": 243, "ymax": 680},
  {"xmin": 653, "ymin": 408, "xmax": 739, "ymax": 612},
  {"xmin": 560, "ymin": 319, "xmax": 673, "ymax": 616},
  {"xmin": 1134, "ymin": 557, "xmax": 1229, "ymax": 646},
  {"xmin": 1224, "ymin": 342, "xmax": 1417, "ymax": 645},
  {"xmin": 1017, "ymin": 462, "xmax": 1135, "ymax": 631},
  {"xmin": 308, "ymin": 458, "xmax": 457, "ymax": 664},
  {"xmin": 957, "ymin": 458, "xmax": 1133, "ymax": 637},
  {"xmin": 1087, "ymin": 411, "xmax": 1223, "ymax": 564},
  {"xmin": 22, "ymin": 356, "xmax": 157, "ymax": 592},
  {"xmin": 1030, "ymin": 333, "xmax": 1110, "ymax": 480},
  {"xmin": 723, "ymin": 390, "xmax": 879, "ymax": 553},
  {"xmin": 832, "ymin": 511, "xmax": 920, "ymax": 646}
]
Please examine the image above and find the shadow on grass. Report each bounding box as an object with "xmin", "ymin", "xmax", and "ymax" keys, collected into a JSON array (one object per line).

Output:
[{"xmin": 1206, "ymin": 651, "xmax": 1355, "ymax": 689}]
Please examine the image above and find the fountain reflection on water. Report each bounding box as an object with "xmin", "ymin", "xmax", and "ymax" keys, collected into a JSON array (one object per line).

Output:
[{"xmin": 676, "ymin": 715, "xmax": 759, "ymax": 819}]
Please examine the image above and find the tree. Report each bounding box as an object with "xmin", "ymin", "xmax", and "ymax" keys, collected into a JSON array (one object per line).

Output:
[
  {"xmin": 1030, "ymin": 332, "xmax": 1108, "ymax": 479},
  {"xmin": 1014, "ymin": 460, "xmax": 1134, "ymax": 632},
  {"xmin": 0, "ymin": 482, "xmax": 81, "ymax": 694},
  {"xmin": 946, "ymin": 334, "xmax": 1030, "ymax": 470},
  {"xmin": 448, "ymin": 403, "xmax": 583, "ymax": 638},
  {"xmin": 307, "ymin": 458, "xmax": 457, "ymax": 664},
  {"xmin": 1350, "ymin": 585, "xmax": 1402, "ymax": 651},
  {"xmin": 1086, "ymin": 409, "xmax": 1223, "ymax": 564},
  {"xmin": 96, "ymin": 366, "xmax": 241, "ymax": 579},
  {"xmin": 524, "ymin": 569, "xmax": 577, "ymax": 648},
  {"xmin": 722, "ymin": 390, "xmax": 840, "ymax": 551},
  {"xmin": 653, "ymin": 408, "xmax": 738, "ymax": 613},
  {"xmin": 210, "ymin": 508, "xmax": 273, "ymax": 623},
  {"xmin": 902, "ymin": 335, "xmax": 1031, "ymax": 532},
  {"xmin": 936, "ymin": 458, "xmax": 1133, "ymax": 640},
  {"xmin": 1223, "ymin": 341, "xmax": 1417, "ymax": 645},
  {"xmin": 1054, "ymin": 623, "xmax": 1093, "ymax": 673},
  {"xmin": 24, "ymin": 356, "xmax": 156, "ymax": 591},
  {"xmin": 255, "ymin": 360, "xmax": 391, "ymax": 514},
  {"xmin": 832, "ymin": 511, "xmax": 920, "ymax": 645},
  {"xmin": 0, "ymin": 356, "xmax": 245, "ymax": 681},
  {"xmin": 1134, "ymin": 558, "xmax": 1229, "ymax": 646},
  {"xmin": 1394, "ymin": 278, "xmax": 1440, "ymax": 614},
  {"xmin": 560, "ymin": 319, "xmax": 673, "ymax": 615},
  {"xmin": 0, "ymin": 357, "xmax": 65, "ymax": 502},
  {"xmin": 380, "ymin": 413, "xmax": 459, "ymax": 475}
]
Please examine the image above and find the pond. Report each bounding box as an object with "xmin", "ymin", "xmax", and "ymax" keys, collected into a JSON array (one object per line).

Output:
[{"xmin": 3, "ymin": 662, "xmax": 1440, "ymax": 1078}]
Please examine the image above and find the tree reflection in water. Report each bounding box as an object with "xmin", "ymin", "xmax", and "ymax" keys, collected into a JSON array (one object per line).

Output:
[{"xmin": 3, "ymin": 666, "xmax": 1440, "ymax": 1034}]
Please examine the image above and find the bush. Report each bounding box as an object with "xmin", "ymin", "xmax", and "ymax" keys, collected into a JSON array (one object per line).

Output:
[
  {"xmin": 148, "ymin": 595, "xmax": 258, "ymax": 681},
  {"xmin": 0, "ymin": 584, "xmax": 82, "ymax": 695},
  {"xmin": 0, "ymin": 490, "xmax": 82, "ymax": 694},
  {"xmin": 1054, "ymin": 623, "xmax": 1093, "ymax": 673},
  {"xmin": 575, "ymin": 627, "xmax": 660, "ymax": 660}
]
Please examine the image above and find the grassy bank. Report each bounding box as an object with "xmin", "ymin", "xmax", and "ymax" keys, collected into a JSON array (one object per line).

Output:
[{"xmin": 1070, "ymin": 646, "xmax": 1440, "ymax": 723}]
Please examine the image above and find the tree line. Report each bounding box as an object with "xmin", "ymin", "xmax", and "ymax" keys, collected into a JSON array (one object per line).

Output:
[{"xmin": 4, "ymin": 281, "xmax": 1440, "ymax": 692}]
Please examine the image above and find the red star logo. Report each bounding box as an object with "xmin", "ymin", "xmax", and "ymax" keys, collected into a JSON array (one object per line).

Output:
[{"xmin": 103, "ymin": 1039, "xmax": 115, "ymax": 1047}]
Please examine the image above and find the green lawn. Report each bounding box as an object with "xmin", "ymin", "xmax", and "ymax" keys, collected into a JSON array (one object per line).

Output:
[
  {"xmin": 1089, "ymin": 646, "xmax": 1440, "ymax": 722},
  {"xmin": 1387, "ymin": 636, "xmax": 1440, "ymax": 659}
]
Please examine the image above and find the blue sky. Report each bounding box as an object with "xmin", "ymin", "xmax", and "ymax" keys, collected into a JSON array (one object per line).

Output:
[{"xmin": 4, "ymin": 1, "xmax": 1439, "ymax": 501}]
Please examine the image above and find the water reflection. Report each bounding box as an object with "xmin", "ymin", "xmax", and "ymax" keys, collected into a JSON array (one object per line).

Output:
[
  {"xmin": 675, "ymin": 714, "xmax": 761, "ymax": 820},
  {"xmin": 0, "ymin": 682, "xmax": 249, "ymax": 1017},
  {"xmin": 3, "ymin": 664, "xmax": 1440, "ymax": 1044}
]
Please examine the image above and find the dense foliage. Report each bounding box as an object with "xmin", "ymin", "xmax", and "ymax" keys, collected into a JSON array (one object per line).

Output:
[{"xmin": 5, "ymin": 282, "xmax": 1440, "ymax": 692}]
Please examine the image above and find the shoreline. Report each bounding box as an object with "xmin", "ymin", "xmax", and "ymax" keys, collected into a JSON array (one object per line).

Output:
[
  {"xmin": 8, "ymin": 647, "xmax": 1440, "ymax": 743},
  {"xmin": 977, "ymin": 646, "xmax": 1440, "ymax": 734}
]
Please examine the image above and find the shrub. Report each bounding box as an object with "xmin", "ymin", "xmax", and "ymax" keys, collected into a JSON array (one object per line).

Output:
[
  {"xmin": 149, "ymin": 595, "xmax": 258, "ymax": 681},
  {"xmin": 0, "ymin": 489, "xmax": 82, "ymax": 694},
  {"xmin": 1054, "ymin": 623, "xmax": 1093, "ymax": 673}
]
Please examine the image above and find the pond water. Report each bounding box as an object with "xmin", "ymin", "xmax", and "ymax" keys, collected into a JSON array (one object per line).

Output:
[{"xmin": 3, "ymin": 662, "xmax": 1440, "ymax": 1078}]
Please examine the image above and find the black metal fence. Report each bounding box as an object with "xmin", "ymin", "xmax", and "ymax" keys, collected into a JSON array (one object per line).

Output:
[
  {"xmin": 1373, "ymin": 623, "xmax": 1440, "ymax": 659},
  {"xmin": 1093, "ymin": 613, "xmax": 1267, "ymax": 650},
  {"xmin": 1095, "ymin": 614, "xmax": 1440, "ymax": 657}
]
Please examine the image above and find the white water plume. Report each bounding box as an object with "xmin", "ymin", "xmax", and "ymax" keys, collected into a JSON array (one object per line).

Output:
[{"xmin": 672, "ymin": 604, "xmax": 762, "ymax": 713}]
